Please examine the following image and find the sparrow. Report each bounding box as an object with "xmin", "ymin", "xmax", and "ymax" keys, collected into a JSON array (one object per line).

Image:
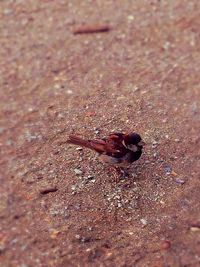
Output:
[{"xmin": 67, "ymin": 132, "xmax": 145, "ymax": 171}]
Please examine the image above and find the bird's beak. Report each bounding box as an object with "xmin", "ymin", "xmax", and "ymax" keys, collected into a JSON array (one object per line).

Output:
[{"xmin": 138, "ymin": 140, "xmax": 145, "ymax": 146}]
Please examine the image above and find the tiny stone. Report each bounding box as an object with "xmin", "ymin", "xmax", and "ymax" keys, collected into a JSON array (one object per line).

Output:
[
  {"xmin": 191, "ymin": 102, "xmax": 198, "ymax": 114},
  {"xmin": 163, "ymin": 41, "xmax": 170, "ymax": 50},
  {"xmin": 164, "ymin": 166, "xmax": 172, "ymax": 174},
  {"xmin": 67, "ymin": 89, "xmax": 73, "ymax": 94},
  {"xmin": 152, "ymin": 141, "xmax": 159, "ymax": 148},
  {"xmin": 84, "ymin": 40, "xmax": 89, "ymax": 45},
  {"xmin": 74, "ymin": 168, "xmax": 83, "ymax": 175},
  {"xmin": 0, "ymin": 245, "xmax": 6, "ymax": 254},
  {"xmin": 6, "ymin": 139, "xmax": 13, "ymax": 146},
  {"xmin": 57, "ymin": 113, "xmax": 64, "ymax": 119},
  {"xmin": 74, "ymin": 204, "xmax": 81, "ymax": 210},
  {"xmin": 76, "ymin": 147, "xmax": 83, "ymax": 151},
  {"xmin": 117, "ymin": 203, "xmax": 122, "ymax": 208},
  {"xmin": 160, "ymin": 240, "xmax": 171, "ymax": 250},
  {"xmin": 54, "ymin": 83, "xmax": 61, "ymax": 89},
  {"xmin": 175, "ymin": 138, "xmax": 180, "ymax": 142},
  {"xmin": 127, "ymin": 15, "xmax": 134, "ymax": 21},
  {"xmin": 71, "ymin": 185, "xmax": 76, "ymax": 191},
  {"xmin": 175, "ymin": 178, "xmax": 185, "ymax": 185},
  {"xmin": 132, "ymin": 187, "xmax": 139, "ymax": 192},
  {"xmin": 0, "ymin": 127, "xmax": 5, "ymax": 134},
  {"xmin": 28, "ymin": 107, "xmax": 35, "ymax": 112},
  {"xmin": 87, "ymin": 175, "xmax": 94, "ymax": 180},
  {"xmin": 133, "ymin": 86, "xmax": 139, "ymax": 91},
  {"xmin": 3, "ymin": 9, "xmax": 13, "ymax": 15},
  {"xmin": 140, "ymin": 218, "xmax": 148, "ymax": 225},
  {"xmin": 94, "ymin": 129, "xmax": 100, "ymax": 134}
]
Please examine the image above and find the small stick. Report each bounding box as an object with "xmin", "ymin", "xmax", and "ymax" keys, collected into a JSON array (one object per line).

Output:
[
  {"xmin": 73, "ymin": 24, "xmax": 110, "ymax": 34},
  {"xmin": 40, "ymin": 187, "xmax": 58, "ymax": 195}
]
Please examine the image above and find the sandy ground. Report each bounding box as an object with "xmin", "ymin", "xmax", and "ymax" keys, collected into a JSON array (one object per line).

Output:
[{"xmin": 0, "ymin": 0, "xmax": 200, "ymax": 266}]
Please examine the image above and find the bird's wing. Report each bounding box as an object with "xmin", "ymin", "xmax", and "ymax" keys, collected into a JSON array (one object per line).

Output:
[{"xmin": 90, "ymin": 139, "xmax": 121, "ymax": 154}]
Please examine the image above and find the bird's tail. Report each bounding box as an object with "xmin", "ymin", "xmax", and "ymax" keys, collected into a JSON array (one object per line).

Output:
[{"xmin": 67, "ymin": 135, "xmax": 92, "ymax": 149}]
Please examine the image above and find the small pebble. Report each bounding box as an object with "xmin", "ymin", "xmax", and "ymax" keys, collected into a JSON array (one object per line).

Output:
[
  {"xmin": 163, "ymin": 41, "xmax": 171, "ymax": 50},
  {"xmin": 191, "ymin": 102, "xmax": 198, "ymax": 114},
  {"xmin": 57, "ymin": 113, "xmax": 65, "ymax": 119},
  {"xmin": 152, "ymin": 141, "xmax": 159, "ymax": 148},
  {"xmin": 3, "ymin": 9, "xmax": 13, "ymax": 15},
  {"xmin": 164, "ymin": 166, "xmax": 172, "ymax": 174},
  {"xmin": 6, "ymin": 139, "xmax": 13, "ymax": 146},
  {"xmin": 67, "ymin": 89, "xmax": 73, "ymax": 94},
  {"xmin": 0, "ymin": 127, "xmax": 5, "ymax": 134},
  {"xmin": 74, "ymin": 168, "xmax": 83, "ymax": 175},
  {"xmin": 94, "ymin": 129, "xmax": 100, "ymax": 134},
  {"xmin": 86, "ymin": 175, "xmax": 94, "ymax": 180},
  {"xmin": 160, "ymin": 240, "xmax": 171, "ymax": 250},
  {"xmin": 71, "ymin": 185, "xmax": 76, "ymax": 191},
  {"xmin": 127, "ymin": 15, "xmax": 135, "ymax": 21},
  {"xmin": 76, "ymin": 147, "xmax": 83, "ymax": 151},
  {"xmin": 175, "ymin": 178, "xmax": 185, "ymax": 185},
  {"xmin": 140, "ymin": 218, "xmax": 148, "ymax": 226}
]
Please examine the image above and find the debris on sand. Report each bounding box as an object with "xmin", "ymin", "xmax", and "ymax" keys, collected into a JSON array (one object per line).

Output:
[
  {"xmin": 74, "ymin": 168, "xmax": 83, "ymax": 175},
  {"xmin": 73, "ymin": 24, "xmax": 110, "ymax": 34},
  {"xmin": 160, "ymin": 240, "xmax": 171, "ymax": 250},
  {"xmin": 175, "ymin": 178, "xmax": 185, "ymax": 185},
  {"xmin": 140, "ymin": 218, "xmax": 148, "ymax": 226},
  {"xmin": 40, "ymin": 187, "xmax": 58, "ymax": 195}
]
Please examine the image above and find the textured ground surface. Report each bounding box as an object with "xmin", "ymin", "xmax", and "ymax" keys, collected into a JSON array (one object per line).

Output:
[{"xmin": 0, "ymin": 0, "xmax": 200, "ymax": 266}]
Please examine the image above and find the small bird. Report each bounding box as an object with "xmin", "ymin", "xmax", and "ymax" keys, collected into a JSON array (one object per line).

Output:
[{"xmin": 67, "ymin": 132, "xmax": 145, "ymax": 178}]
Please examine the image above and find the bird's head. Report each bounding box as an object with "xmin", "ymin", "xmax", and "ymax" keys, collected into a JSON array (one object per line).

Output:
[{"xmin": 122, "ymin": 133, "xmax": 145, "ymax": 152}]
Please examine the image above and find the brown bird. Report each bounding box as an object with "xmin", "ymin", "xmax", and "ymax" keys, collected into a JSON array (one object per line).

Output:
[{"xmin": 67, "ymin": 132, "xmax": 145, "ymax": 178}]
